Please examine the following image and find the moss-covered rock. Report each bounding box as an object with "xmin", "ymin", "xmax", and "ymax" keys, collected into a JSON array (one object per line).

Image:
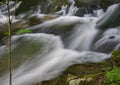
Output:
[
  {"xmin": 111, "ymin": 50, "xmax": 120, "ymax": 67},
  {"xmin": 40, "ymin": 51, "xmax": 120, "ymax": 85},
  {"xmin": 28, "ymin": 14, "xmax": 58, "ymax": 26}
]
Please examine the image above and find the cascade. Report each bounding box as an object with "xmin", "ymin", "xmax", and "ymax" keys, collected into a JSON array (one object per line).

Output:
[{"xmin": 0, "ymin": 0, "xmax": 120, "ymax": 85}]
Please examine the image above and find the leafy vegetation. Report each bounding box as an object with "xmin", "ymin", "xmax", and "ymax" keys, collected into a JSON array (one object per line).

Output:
[
  {"xmin": 112, "ymin": 50, "xmax": 120, "ymax": 57},
  {"xmin": 0, "ymin": 2, "xmax": 3, "ymax": 5},
  {"xmin": 4, "ymin": 29, "xmax": 32, "ymax": 36},
  {"xmin": 105, "ymin": 66, "xmax": 120, "ymax": 85},
  {"xmin": 16, "ymin": 29, "xmax": 32, "ymax": 34},
  {"xmin": 111, "ymin": 50, "xmax": 120, "ymax": 67}
]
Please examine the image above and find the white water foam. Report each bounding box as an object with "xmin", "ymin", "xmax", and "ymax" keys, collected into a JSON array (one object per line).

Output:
[{"xmin": 0, "ymin": 33, "xmax": 110, "ymax": 85}]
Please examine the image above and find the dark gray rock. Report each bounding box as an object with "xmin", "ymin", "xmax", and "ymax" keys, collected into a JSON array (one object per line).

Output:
[
  {"xmin": 93, "ymin": 34, "xmax": 120, "ymax": 53},
  {"xmin": 93, "ymin": 27, "xmax": 120, "ymax": 53},
  {"xmin": 15, "ymin": 0, "xmax": 53, "ymax": 15},
  {"xmin": 96, "ymin": 3, "xmax": 120, "ymax": 30},
  {"xmin": 115, "ymin": 44, "xmax": 120, "ymax": 50}
]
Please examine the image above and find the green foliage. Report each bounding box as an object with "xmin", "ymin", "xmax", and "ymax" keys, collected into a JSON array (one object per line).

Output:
[
  {"xmin": 4, "ymin": 32, "xmax": 10, "ymax": 36},
  {"xmin": 51, "ymin": 0, "xmax": 56, "ymax": 3},
  {"xmin": 16, "ymin": 29, "xmax": 32, "ymax": 35},
  {"xmin": 105, "ymin": 66, "xmax": 120, "ymax": 85},
  {"xmin": 112, "ymin": 50, "xmax": 120, "ymax": 57},
  {"xmin": 4, "ymin": 29, "xmax": 32, "ymax": 36},
  {"xmin": 0, "ymin": 2, "xmax": 4, "ymax": 5},
  {"xmin": 112, "ymin": 50, "xmax": 120, "ymax": 66}
]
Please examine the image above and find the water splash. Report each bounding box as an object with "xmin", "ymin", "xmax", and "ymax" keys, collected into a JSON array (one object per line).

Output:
[
  {"xmin": 67, "ymin": 17, "xmax": 98, "ymax": 51},
  {"xmin": 0, "ymin": 33, "xmax": 110, "ymax": 85},
  {"xmin": 56, "ymin": 0, "xmax": 78, "ymax": 16},
  {"xmin": 0, "ymin": 1, "xmax": 119, "ymax": 85}
]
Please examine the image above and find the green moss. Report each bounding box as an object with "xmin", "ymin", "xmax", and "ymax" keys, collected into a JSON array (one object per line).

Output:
[
  {"xmin": 112, "ymin": 50, "xmax": 120, "ymax": 57},
  {"xmin": 40, "ymin": 51, "xmax": 120, "ymax": 85},
  {"xmin": 103, "ymin": 66, "xmax": 120, "ymax": 85},
  {"xmin": 111, "ymin": 50, "xmax": 120, "ymax": 67},
  {"xmin": 0, "ymin": 2, "xmax": 3, "ymax": 5}
]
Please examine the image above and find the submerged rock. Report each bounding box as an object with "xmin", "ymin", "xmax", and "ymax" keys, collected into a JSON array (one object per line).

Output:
[
  {"xmin": 93, "ymin": 34, "xmax": 120, "ymax": 53},
  {"xmin": 93, "ymin": 27, "xmax": 120, "ymax": 53}
]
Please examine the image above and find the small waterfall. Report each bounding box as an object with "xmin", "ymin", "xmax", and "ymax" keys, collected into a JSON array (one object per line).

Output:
[
  {"xmin": 66, "ymin": 0, "xmax": 78, "ymax": 16},
  {"xmin": 0, "ymin": 0, "xmax": 120, "ymax": 85},
  {"xmin": 0, "ymin": 33, "xmax": 110, "ymax": 85},
  {"xmin": 96, "ymin": 3, "xmax": 120, "ymax": 29},
  {"xmin": 56, "ymin": 0, "xmax": 78, "ymax": 16},
  {"xmin": 56, "ymin": 5, "xmax": 68, "ymax": 16},
  {"xmin": 0, "ymin": 1, "xmax": 22, "ymax": 15},
  {"xmin": 67, "ymin": 18, "xmax": 98, "ymax": 51},
  {"xmin": 34, "ymin": 5, "xmax": 41, "ymax": 14},
  {"xmin": 95, "ymin": 9, "xmax": 104, "ymax": 17}
]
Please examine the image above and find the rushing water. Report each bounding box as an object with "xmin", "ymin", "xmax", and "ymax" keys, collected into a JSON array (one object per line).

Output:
[{"xmin": 0, "ymin": 0, "xmax": 120, "ymax": 85}]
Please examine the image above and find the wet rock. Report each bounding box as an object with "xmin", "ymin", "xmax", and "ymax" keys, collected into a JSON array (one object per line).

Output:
[
  {"xmin": 92, "ymin": 27, "xmax": 120, "ymax": 53},
  {"xmin": 28, "ymin": 14, "xmax": 58, "ymax": 26},
  {"xmin": 103, "ymin": 28, "xmax": 120, "ymax": 36},
  {"xmin": 28, "ymin": 16, "xmax": 90, "ymax": 35},
  {"xmin": 74, "ymin": 0, "xmax": 97, "ymax": 7},
  {"xmin": 97, "ymin": 0, "xmax": 120, "ymax": 11},
  {"xmin": 15, "ymin": 0, "xmax": 55, "ymax": 15},
  {"xmin": 41, "ymin": 62, "xmax": 110, "ymax": 85},
  {"xmin": 93, "ymin": 34, "xmax": 120, "ymax": 53},
  {"xmin": 115, "ymin": 44, "xmax": 120, "ymax": 50},
  {"xmin": 96, "ymin": 3, "xmax": 120, "ymax": 30},
  {"xmin": 75, "ymin": 7, "xmax": 87, "ymax": 17},
  {"xmin": 75, "ymin": 0, "xmax": 120, "ymax": 10},
  {"xmin": 14, "ymin": 0, "xmax": 66, "ymax": 15},
  {"xmin": 67, "ymin": 74, "xmax": 93, "ymax": 85}
]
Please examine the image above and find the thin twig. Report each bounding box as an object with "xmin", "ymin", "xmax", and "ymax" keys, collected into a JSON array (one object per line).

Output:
[{"xmin": 6, "ymin": 0, "xmax": 12, "ymax": 85}]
